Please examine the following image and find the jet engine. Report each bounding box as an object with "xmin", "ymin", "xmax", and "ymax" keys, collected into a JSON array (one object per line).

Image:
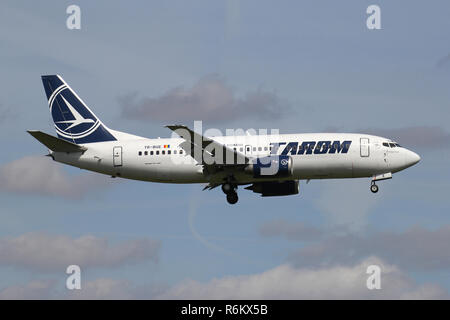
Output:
[{"xmin": 245, "ymin": 180, "xmax": 299, "ymax": 197}]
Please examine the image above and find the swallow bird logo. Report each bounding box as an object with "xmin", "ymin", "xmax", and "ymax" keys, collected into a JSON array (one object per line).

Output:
[
  {"xmin": 56, "ymin": 95, "xmax": 95, "ymax": 131},
  {"xmin": 49, "ymin": 85, "xmax": 100, "ymax": 139}
]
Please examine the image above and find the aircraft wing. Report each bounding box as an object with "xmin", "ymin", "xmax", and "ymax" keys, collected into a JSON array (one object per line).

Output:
[{"xmin": 165, "ymin": 125, "xmax": 250, "ymax": 169}]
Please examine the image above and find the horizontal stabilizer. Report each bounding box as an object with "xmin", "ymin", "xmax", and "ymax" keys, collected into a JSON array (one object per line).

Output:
[{"xmin": 27, "ymin": 130, "xmax": 87, "ymax": 153}]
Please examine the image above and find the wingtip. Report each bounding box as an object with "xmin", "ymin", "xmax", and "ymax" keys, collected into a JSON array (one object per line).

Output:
[{"xmin": 166, "ymin": 124, "xmax": 187, "ymax": 129}]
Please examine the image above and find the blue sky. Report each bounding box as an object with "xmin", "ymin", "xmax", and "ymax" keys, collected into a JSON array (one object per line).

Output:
[{"xmin": 0, "ymin": 1, "xmax": 450, "ymax": 299}]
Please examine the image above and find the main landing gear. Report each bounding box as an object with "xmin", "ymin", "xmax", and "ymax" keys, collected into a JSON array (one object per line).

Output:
[{"xmin": 222, "ymin": 183, "xmax": 238, "ymax": 204}]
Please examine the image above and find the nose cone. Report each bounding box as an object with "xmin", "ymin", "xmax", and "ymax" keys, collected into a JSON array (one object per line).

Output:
[{"xmin": 404, "ymin": 150, "xmax": 421, "ymax": 168}]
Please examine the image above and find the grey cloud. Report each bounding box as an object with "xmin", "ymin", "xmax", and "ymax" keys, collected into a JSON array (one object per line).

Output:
[
  {"xmin": 0, "ymin": 233, "xmax": 161, "ymax": 272},
  {"xmin": 436, "ymin": 53, "xmax": 450, "ymax": 68},
  {"xmin": 119, "ymin": 74, "xmax": 289, "ymax": 123},
  {"xmin": 360, "ymin": 126, "xmax": 450, "ymax": 150},
  {"xmin": 0, "ymin": 103, "xmax": 16, "ymax": 123},
  {"xmin": 288, "ymin": 225, "xmax": 450, "ymax": 272},
  {"xmin": 0, "ymin": 279, "xmax": 56, "ymax": 300},
  {"xmin": 0, "ymin": 156, "xmax": 116, "ymax": 198}
]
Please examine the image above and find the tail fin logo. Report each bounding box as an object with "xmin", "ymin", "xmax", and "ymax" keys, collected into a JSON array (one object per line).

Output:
[
  {"xmin": 42, "ymin": 75, "xmax": 117, "ymax": 144},
  {"xmin": 49, "ymin": 84, "xmax": 100, "ymax": 139},
  {"xmin": 55, "ymin": 95, "xmax": 95, "ymax": 131}
]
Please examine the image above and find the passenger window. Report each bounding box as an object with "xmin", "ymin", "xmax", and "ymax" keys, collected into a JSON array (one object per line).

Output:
[
  {"xmin": 156, "ymin": 151, "xmax": 159, "ymax": 155},
  {"xmin": 162, "ymin": 150, "xmax": 165, "ymax": 155},
  {"xmin": 150, "ymin": 151, "xmax": 154, "ymax": 155},
  {"xmin": 168, "ymin": 150, "xmax": 171, "ymax": 155},
  {"xmin": 240, "ymin": 147, "xmax": 243, "ymax": 152},
  {"xmin": 138, "ymin": 151, "xmax": 142, "ymax": 156},
  {"xmin": 253, "ymin": 147, "xmax": 256, "ymax": 151},
  {"xmin": 247, "ymin": 147, "xmax": 250, "ymax": 152},
  {"xmin": 144, "ymin": 151, "xmax": 148, "ymax": 156},
  {"xmin": 179, "ymin": 150, "xmax": 183, "ymax": 154},
  {"xmin": 258, "ymin": 147, "xmax": 262, "ymax": 151},
  {"xmin": 264, "ymin": 147, "xmax": 268, "ymax": 151},
  {"xmin": 174, "ymin": 150, "xmax": 177, "ymax": 154}
]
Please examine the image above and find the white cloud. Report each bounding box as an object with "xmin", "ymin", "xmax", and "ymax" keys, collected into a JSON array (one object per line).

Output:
[
  {"xmin": 67, "ymin": 278, "xmax": 135, "ymax": 300},
  {"xmin": 0, "ymin": 156, "xmax": 115, "ymax": 198},
  {"xmin": 0, "ymin": 277, "xmax": 166, "ymax": 300},
  {"xmin": 1, "ymin": 257, "xmax": 446, "ymax": 299},
  {"xmin": 66, "ymin": 278, "xmax": 167, "ymax": 300},
  {"xmin": 0, "ymin": 232, "xmax": 161, "ymax": 272},
  {"xmin": 157, "ymin": 257, "xmax": 447, "ymax": 300}
]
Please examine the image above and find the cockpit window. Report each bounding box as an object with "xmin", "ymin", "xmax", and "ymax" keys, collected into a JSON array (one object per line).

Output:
[{"xmin": 383, "ymin": 141, "xmax": 401, "ymax": 148}]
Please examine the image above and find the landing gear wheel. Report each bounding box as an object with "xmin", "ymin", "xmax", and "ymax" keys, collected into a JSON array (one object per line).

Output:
[
  {"xmin": 226, "ymin": 192, "xmax": 238, "ymax": 204},
  {"xmin": 370, "ymin": 184, "xmax": 379, "ymax": 193},
  {"xmin": 222, "ymin": 183, "xmax": 233, "ymax": 194}
]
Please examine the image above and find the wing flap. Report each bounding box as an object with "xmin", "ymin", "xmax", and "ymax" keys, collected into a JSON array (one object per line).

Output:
[{"xmin": 27, "ymin": 130, "xmax": 87, "ymax": 153}]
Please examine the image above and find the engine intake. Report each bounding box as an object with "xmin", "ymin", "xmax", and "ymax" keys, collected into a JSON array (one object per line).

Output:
[
  {"xmin": 245, "ymin": 180, "xmax": 299, "ymax": 197},
  {"xmin": 245, "ymin": 155, "xmax": 293, "ymax": 178}
]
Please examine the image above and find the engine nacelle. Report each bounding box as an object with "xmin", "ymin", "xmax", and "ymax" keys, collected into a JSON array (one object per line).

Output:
[
  {"xmin": 245, "ymin": 180, "xmax": 300, "ymax": 197},
  {"xmin": 245, "ymin": 155, "xmax": 293, "ymax": 178}
]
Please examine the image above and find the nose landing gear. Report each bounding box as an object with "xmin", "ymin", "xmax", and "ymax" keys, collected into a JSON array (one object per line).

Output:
[
  {"xmin": 370, "ymin": 182, "xmax": 379, "ymax": 193},
  {"xmin": 370, "ymin": 172, "xmax": 392, "ymax": 194}
]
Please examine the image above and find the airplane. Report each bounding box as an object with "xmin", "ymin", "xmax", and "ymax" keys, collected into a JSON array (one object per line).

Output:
[{"xmin": 28, "ymin": 75, "xmax": 421, "ymax": 204}]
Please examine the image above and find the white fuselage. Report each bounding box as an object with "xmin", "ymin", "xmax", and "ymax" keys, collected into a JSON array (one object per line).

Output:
[{"xmin": 51, "ymin": 133, "xmax": 420, "ymax": 185}]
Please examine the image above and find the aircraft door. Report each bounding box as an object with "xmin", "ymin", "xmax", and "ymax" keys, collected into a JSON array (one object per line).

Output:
[
  {"xmin": 113, "ymin": 146, "xmax": 123, "ymax": 167},
  {"xmin": 245, "ymin": 145, "xmax": 252, "ymax": 156},
  {"xmin": 360, "ymin": 138, "xmax": 370, "ymax": 157}
]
